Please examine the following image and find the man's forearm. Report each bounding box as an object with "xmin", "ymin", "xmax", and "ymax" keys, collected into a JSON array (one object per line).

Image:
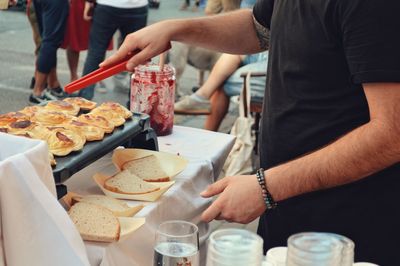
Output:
[
  {"xmin": 167, "ymin": 9, "xmax": 263, "ymax": 55},
  {"xmin": 267, "ymin": 118, "xmax": 400, "ymax": 202}
]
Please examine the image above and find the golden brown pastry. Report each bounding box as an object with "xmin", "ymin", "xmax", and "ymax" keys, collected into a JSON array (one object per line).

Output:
[
  {"xmin": 31, "ymin": 110, "xmax": 73, "ymax": 126},
  {"xmin": 98, "ymin": 102, "xmax": 132, "ymax": 119},
  {"xmin": 8, "ymin": 120, "xmax": 51, "ymax": 141},
  {"xmin": 0, "ymin": 112, "xmax": 30, "ymax": 127},
  {"xmin": 48, "ymin": 152, "xmax": 57, "ymax": 166},
  {"xmin": 77, "ymin": 114, "xmax": 114, "ymax": 133},
  {"xmin": 0, "ymin": 114, "xmax": 17, "ymax": 127},
  {"xmin": 90, "ymin": 108, "xmax": 125, "ymax": 127},
  {"xmin": 45, "ymin": 100, "xmax": 80, "ymax": 116},
  {"xmin": 64, "ymin": 120, "xmax": 105, "ymax": 141},
  {"xmin": 8, "ymin": 120, "xmax": 36, "ymax": 133},
  {"xmin": 19, "ymin": 106, "xmax": 44, "ymax": 118},
  {"xmin": 64, "ymin": 97, "xmax": 97, "ymax": 111},
  {"xmin": 46, "ymin": 127, "xmax": 86, "ymax": 156},
  {"xmin": 0, "ymin": 127, "xmax": 8, "ymax": 133}
]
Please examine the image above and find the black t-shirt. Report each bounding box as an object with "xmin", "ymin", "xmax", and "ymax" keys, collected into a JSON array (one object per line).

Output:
[{"xmin": 253, "ymin": 0, "xmax": 400, "ymax": 264}]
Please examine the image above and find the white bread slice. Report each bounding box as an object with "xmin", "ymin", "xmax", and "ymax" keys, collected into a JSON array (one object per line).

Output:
[
  {"xmin": 104, "ymin": 169, "xmax": 160, "ymax": 194},
  {"xmin": 71, "ymin": 195, "xmax": 143, "ymax": 217},
  {"xmin": 122, "ymin": 155, "xmax": 170, "ymax": 182},
  {"xmin": 69, "ymin": 202, "xmax": 120, "ymax": 242}
]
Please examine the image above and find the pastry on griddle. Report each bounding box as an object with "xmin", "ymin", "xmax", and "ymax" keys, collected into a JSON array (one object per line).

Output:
[
  {"xmin": 0, "ymin": 114, "xmax": 17, "ymax": 127},
  {"xmin": 64, "ymin": 97, "xmax": 97, "ymax": 111},
  {"xmin": 77, "ymin": 114, "xmax": 114, "ymax": 134},
  {"xmin": 98, "ymin": 102, "xmax": 132, "ymax": 119},
  {"xmin": 31, "ymin": 110, "xmax": 73, "ymax": 126},
  {"xmin": 7, "ymin": 120, "xmax": 36, "ymax": 133},
  {"xmin": 8, "ymin": 120, "xmax": 51, "ymax": 141},
  {"xmin": 46, "ymin": 127, "xmax": 86, "ymax": 156},
  {"xmin": 45, "ymin": 100, "xmax": 80, "ymax": 116},
  {"xmin": 0, "ymin": 127, "xmax": 8, "ymax": 133},
  {"xmin": 19, "ymin": 106, "xmax": 44, "ymax": 118},
  {"xmin": 90, "ymin": 107, "xmax": 125, "ymax": 127},
  {"xmin": 0, "ymin": 112, "xmax": 30, "ymax": 126},
  {"xmin": 64, "ymin": 119, "xmax": 105, "ymax": 141},
  {"xmin": 6, "ymin": 129, "xmax": 56, "ymax": 166},
  {"xmin": 48, "ymin": 152, "xmax": 56, "ymax": 166}
]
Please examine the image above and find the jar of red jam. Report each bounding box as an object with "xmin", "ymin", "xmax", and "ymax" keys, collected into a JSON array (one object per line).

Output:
[{"xmin": 130, "ymin": 63, "xmax": 175, "ymax": 136}]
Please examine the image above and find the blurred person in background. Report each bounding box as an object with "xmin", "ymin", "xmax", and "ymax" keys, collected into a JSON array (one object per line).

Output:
[
  {"xmin": 61, "ymin": 0, "xmax": 113, "ymax": 83},
  {"xmin": 30, "ymin": 0, "xmax": 69, "ymax": 104},
  {"xmin": 174, "ymin": 0, "xmax": 261, "ymax": 131},
  {"xmin": 174, "ymin": 52, "xmax": 267, "ymax": 131},
  {"xmin": 78, "ymin": 0, "xmax": 148, "ymax": 100}
]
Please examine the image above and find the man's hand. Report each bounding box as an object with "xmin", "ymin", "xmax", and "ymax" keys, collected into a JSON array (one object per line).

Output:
[
  {"xmin": 83, "ymin": 2, "xmax": 94, "ymax": 21},
  {"xmin": 201, "ymin": 175, "xmax": 266, "ymax": 224},
  {"xmin": 100, "ymin": 21, "xmax": 173, "ymax": 71}
]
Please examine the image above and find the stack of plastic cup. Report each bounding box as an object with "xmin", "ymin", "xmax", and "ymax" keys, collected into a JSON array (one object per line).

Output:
[
  {"xmin": 265, "ymin": 247, "xmax": 287, "ymax": 266},
  {"xmin": 327, "ymin": 233, "xmax": 355, "ymax": 266},
  {"xmin": 206, "ymin": 229, "xmax": 264, "ymax": 266},
  {"xmin": 286, "ymin": 232, "xmax": 345, "ymax": 266}
]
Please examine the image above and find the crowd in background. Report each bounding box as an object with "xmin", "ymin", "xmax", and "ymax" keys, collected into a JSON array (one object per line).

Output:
[{"xmin": 24, "ymin": 0, "xmax": 266, "ymax": 133}]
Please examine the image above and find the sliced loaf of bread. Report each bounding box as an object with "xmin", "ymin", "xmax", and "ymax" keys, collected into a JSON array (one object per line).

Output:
[
  {"xmin": 122, "ymin": 155, "xmax": 170, "ymax": 182},
  {"xmin": 69, "ymin": 202, "xmax": 120, "ymax": 242},
  {"xmin": 104, "ymin": 169, "xmax": 160, "ymax": 194}
]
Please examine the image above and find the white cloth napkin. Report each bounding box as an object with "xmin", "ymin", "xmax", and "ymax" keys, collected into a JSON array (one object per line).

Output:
[{"xmin": 0, "ymin": 133, "xmax": 90, "ymax": 266}]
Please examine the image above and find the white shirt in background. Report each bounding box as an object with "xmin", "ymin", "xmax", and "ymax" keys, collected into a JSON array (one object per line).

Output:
[{"xmin": 96, "ymin": 0, "xmax": 148, "ymax": 9}]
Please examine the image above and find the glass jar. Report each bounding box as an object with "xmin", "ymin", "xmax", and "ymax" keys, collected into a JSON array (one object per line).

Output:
[{"xmin": 130, "ymin": 63, "xmax": 175, "ymax": 136}]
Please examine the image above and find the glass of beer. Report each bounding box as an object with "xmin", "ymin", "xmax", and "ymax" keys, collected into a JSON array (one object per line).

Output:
[{"xmin": 153, "ymin": 220, "xmax": 199, "ymax": 266}]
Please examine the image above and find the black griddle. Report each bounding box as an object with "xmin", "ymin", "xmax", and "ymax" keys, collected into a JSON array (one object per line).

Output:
[{"xmin": 54, "ymin": 112, "xmax": 158, "ymax": 198}]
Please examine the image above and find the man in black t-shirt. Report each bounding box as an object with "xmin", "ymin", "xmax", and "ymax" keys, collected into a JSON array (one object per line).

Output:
[{"xmin": 101, "ymin": 0, "xmax": 400, "ymax": 264}]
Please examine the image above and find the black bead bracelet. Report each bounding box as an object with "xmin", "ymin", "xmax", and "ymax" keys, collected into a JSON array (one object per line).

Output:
[{"xmin": 256, "ymin": 168, "xmax": 277, "ymax": 210}]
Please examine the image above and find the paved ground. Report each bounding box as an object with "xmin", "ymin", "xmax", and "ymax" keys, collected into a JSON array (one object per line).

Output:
[{"xmin": 0, "ymin": 1, "xmax": 255, "ymax": 232}]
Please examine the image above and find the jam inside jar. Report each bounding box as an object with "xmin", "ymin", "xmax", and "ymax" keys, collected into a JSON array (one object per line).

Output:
[{"xmin": 130, "ymin": 63, "xmax": 175, "ymax": 136}]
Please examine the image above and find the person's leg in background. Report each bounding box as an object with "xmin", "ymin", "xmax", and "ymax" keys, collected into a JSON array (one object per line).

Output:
[
  {"xmin": 66, "ymin": 48, "xmax": 80, "ymax": 82},
  {"xmin": 79, "ymin": 4, "xmax": 118, "ymax": 100},
  {"xmin": 26, "ymin": 0, "xmax": 42, "ymax": 89},
  {"xmin": 174, "ymin": 53, "xmax": 243, "ymax": 114},
  {"xmin": 204, "ymin": 89, "xmax": 230, "ymax": 131},
  {"xmin": 205, "ymin": 0, "xmax": 222, "ymax": 15},
  {"xmin": 204, "ymin": 57, "xmax": 268, "ymax": 131},
  {"xmin": 221, "ymin": 0, "xmax": 241, "ymax": 12},
  {"xmin": 31, "ymin": 0, "xmax": 68, "ymax": 104}
]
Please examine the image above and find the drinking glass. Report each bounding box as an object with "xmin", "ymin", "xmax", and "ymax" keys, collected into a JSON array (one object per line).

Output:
[
  {"xmin": 153, "ymin": 220, "xmax": 199, "ymax": 266},
  {"xmin": 206, "ymin": 228, "xmax": 264, "ymax": 266}
]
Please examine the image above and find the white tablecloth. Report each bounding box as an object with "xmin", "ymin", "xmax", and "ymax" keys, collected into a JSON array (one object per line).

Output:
[
  {"xmin": 0, "ymin": 133, "xmax": 90, "ymax": 266},
  {"xmin": 65, "ymin": 126, "xmax": 235, "ymax": 266}
]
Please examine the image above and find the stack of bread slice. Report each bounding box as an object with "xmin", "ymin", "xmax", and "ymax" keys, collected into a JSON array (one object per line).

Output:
[
  {"xmin": 104, "ymin": 169, "xmax": 160, "ymax": 194},
  {"xmin": 121, "ymin": 155, "xmax": 170, "ymax": 182},
  {"xmin": 69, "ymin": 201, "xmax": 120, "ymax": 242},
  {"xmin": 68, "ymin": 194, "xmax": 143, "ymax": 242}
]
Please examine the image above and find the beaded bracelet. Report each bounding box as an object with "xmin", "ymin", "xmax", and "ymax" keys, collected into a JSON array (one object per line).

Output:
[{"xmin": 256, "ymin": 168, "xmax": 277, "ymax": 210}]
